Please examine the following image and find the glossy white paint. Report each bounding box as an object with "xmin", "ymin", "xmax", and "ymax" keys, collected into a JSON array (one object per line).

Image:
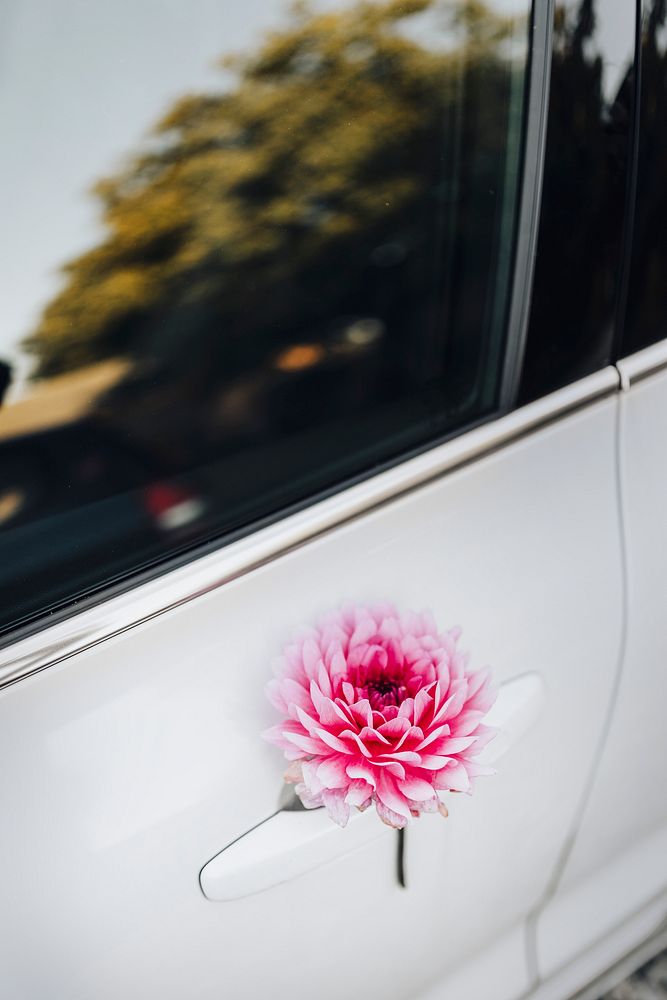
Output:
[
  {"xmin": 531, "ymin": 895, "xmax": 667, "ymax": 1000},
  {"xmin": 481, "ymin": 671, "xmax": 546, "ymax": 765},
  {"xmin": 536, "ymin": 366, "xmax": 667, "ymax": 979},
  {"xmin": 416, "ymin": 923, "xmax": 530, "ymax": 1000},
  {"xmin": 201, "ymin": 673, "xmax": 546, "ymax": 902},
  {"xmin": 538, "ymin": 826, "xmax": 667, "ymax": 979},
  {"xmin": 0, "ymin": 395, "xmax": 623, "ymax": 1000}
]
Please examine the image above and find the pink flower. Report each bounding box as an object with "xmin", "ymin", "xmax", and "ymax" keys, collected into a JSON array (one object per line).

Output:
[{"xmin": 264, "ymin": 603, "xmax": 497, "ymax": 829}]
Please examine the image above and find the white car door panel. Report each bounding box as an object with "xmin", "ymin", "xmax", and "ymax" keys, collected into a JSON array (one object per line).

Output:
[
  {"xmin": 527, "ymin": 0, "xmax": 667, "ymax": 987},
  {"xmin": 535, "ymin": 354, "xmax": 667, "ymax": 979},
  {"xmin": 0, "ymin": 384, "xmax": 623, "ymax": 1000}
]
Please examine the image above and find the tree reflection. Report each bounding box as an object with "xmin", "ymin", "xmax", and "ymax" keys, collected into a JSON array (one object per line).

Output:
[{"xmin": 21, "ymin": 0, "xmax": 521, "ymax": 467}]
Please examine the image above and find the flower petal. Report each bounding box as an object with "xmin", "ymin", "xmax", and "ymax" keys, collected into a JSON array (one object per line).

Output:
[
  {"xmin": 281, "ymin": 678, "xmax": 313, "ymax": 715},
  {"xmin": 415, "ymin": 724, "xmax": 450, "ymax": 751},
  {"xmin": 413, "ymin": 687, "xmax": 433, "ymax": 726},
  {"xmin": 317, "ymin": 663, "xmax": 333, "ymax": 698},
  {"xmin": 378, "ymin": 760, "xmax": 406, "ymax": 779},
  {"xmin": 315, "ymin": 728, "xmax": 355, "ymax": 754},
  {"xmin": 397, "ymin": 697, "xmax": 415, "ymax": 720},
  {"xmin": 375, "ymin": 769, "xmax": 411, "ymax": 819},
  {"xmin": 432, "ymin": 682, "xmax": 466, "ymax": 725},
  {"xmin": 467, "ymin": 725, "xmax": 497, "ymax": 751},
  {"xmin": 262, "ymin": 723, "xmax": 293, "ymax": 748},
  {"xmin": 339, "ymin": 729, "xmax": 373, "ymax": 758},
  {"xmin": 317, "ymin": 756, "xmax": 350, "ymax": 789},
  {"xmin": 359, "ymin": 726, "xmax": 391, "ymax": 746},
  {"xmin": 346, "ymin": 761, "xmax": 377, "ymax": 787},
  {"xmin": 295, "ymin": 783, "xmax": 324, "ymax": 809},
  {"xmin": 450, "ymin": 709, "xmax": 486, "ymax": 736},
  {"xmin": 461, "ymin": 759, "xmax": 497, "ymax": 778},
  {"xmin": 396, "ymin": 725, "xmax": 424, "ymax": 750},
  {"xmin": 379, "ymin": 750, "xmax": 421, "ymax": 764},
  {"xmin": 434, "ymin": 761, "xmax": 470, "ymax": 792},
  {"xmin": 466, "ymin": 666, "xmax": 491, "ymax": 700},
  {"xmin": 349, "ymin": 617, "xmax": 377, "ymax": 646},
  {"xmin": 350, "ymin": 700, "xmax": 373, "ymax": 729},
  {"xmin": 375, "ymin": 799, "xmax": 408, "ymax": 829},
  {"xmin": 301, "ymin": 759, "xmax": 323, "ymax": 795},
  {"xmin": 322, "ymin": 788, "xmax": 351, "ymax": 827},
  {"xmin": 265, "ymin": 679, "xmax": 288, "ymax": 713},
  {"xmin": 433, "ymin": 735, "xmax": 479, "ymax": 755},
  {"xmin": 310, "ymin": 681, "xmax": 350, "ymax": 727},
  {"xmin": 345, "ymin": 779, "xmax": 374, "ymax": 807},
  {"xmin": 294, "ymin": 704, "xmax": 324, "ymax": 736},
  {"xmin": 284, "ymin": 731, "xmax": 328, "ymax": 755},
  {"xmin": 301, "ymin": 639, "xmax": 323, "ymax": 679},
  {"xmin": 329, "ymin": 648, "xmax": 348, "ymax": 680},
  {"xmin": 377, "ymin": 716, "xmax": 411, "ymax": 740},
  {"xmin": 417, "ymin": 754, "xmax": 453, "ymax": 770},
  {"xmin": 398, "ymin": 776, "xmax": 436, "ymax": 801},
  {"xmin": 283, "ymin": 761, "xmax": 303, "ymax": 784}
]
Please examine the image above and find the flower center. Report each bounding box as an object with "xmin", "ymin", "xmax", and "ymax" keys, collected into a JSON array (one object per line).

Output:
[{"xmin": 365, "ymin": 677, "xmax": 406, "ymax": 710}]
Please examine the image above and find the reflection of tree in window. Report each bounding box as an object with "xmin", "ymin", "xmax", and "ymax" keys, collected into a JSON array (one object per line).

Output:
[{"xmin": 23, "ymin": 0, "xmax": 523, "ymax": 470}]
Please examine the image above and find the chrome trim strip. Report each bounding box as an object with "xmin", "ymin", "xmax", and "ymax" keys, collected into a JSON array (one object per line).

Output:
[
  {"xmin": 0, "ymin": 367, "xmax": 619, "ymax": 691},
  {"xmin": 499, "ymin": 0, "xmax": 554, "ymax": 411},
  {"xmin": 616, "ymin": 338, "xmax": 667, "ymax": 389}
]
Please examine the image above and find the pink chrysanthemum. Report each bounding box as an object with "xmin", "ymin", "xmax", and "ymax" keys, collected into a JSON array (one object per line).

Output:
[{"xmin": 264, "ymin": 603, "xmax": 497, "ymax": 829}]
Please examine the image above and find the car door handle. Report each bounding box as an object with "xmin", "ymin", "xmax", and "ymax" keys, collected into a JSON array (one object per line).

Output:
[
  {"xmin": 200, "ymin": 801, "xmax": 391, "ymax": 901},
  {"xmin": 199, "ymin": 672, "xmax": 545, "ymax": 900}
]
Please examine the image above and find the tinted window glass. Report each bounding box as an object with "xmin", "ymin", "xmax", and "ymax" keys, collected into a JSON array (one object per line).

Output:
[
  {"xmin": 622, "ymin": 0, "xmax": 667, "ymax": 356},
  {"xmin": 519, "ymin": 0, "xmax": 636, "ymax": 404},
  {"xmin": 0, "ymin": 0, "xmax": 530, "ymax": 636}
]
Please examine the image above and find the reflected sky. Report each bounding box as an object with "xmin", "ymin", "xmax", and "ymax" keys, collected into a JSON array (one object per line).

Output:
[
  {"xmin": 0, "ymin": 0, "xmax": 285, "ymax": 396},
  {"xmin": 575, "ymin": 1, "xmax": 635, "ymax": 102}
]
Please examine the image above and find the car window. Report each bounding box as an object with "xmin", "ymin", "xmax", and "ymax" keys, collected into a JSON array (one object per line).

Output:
[
  {"xmin": 518, "ymin": 0, "xmax": 637, "ymax": 404},
  {"xmin": 621, "ymin": 0, "xmax": 667, "ymax": 357},
  {"xmin": 0, "ymin": 0, "xmax": 531, "ymax": 637}
]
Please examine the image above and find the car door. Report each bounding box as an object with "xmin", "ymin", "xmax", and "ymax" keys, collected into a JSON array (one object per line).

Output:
[
  {"xmin": 0, "ymin": 1, "xmax": 627, "ymax": 998},
  {"xmin": 532, "ymin": 1, "xmax": 667, "ymax": 989}
]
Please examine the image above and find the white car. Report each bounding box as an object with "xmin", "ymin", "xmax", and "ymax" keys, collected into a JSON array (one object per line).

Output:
[{"xmin": 1, "ymin": 0, "xmax": 665, "ymax": 998}]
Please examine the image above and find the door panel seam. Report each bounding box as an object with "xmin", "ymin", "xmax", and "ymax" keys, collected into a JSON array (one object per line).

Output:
[{"xmin": 526, "ymin": 391, "xmax": 631, "ymax": 983}]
